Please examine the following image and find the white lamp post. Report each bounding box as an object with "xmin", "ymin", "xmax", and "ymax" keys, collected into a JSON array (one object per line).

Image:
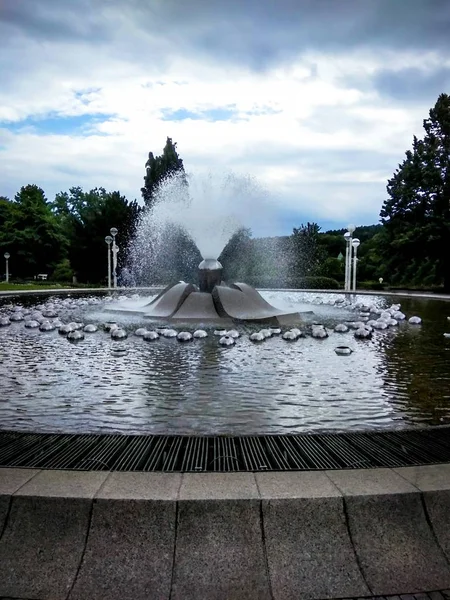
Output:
[
  {"xmin": 105, "ymin": 236, "xmax": 112, "ymax": 289},
  {"xmin": 344, "ymin": 224, "xmax": 355, "ymax": 292},
  {"xmin": 110, "ymin": 227, "xmax": 118, "ymax": 288},
  {"xmin": 352, "ymin": 238, "xmax": 360, "ymax": 292},
  {"xmin": 4, "ymin": 252, "xmax": 10, "ymax": 283},
  {"xmin": 343, "ymin": 232, "xmax": 351, "ymax": 291}
]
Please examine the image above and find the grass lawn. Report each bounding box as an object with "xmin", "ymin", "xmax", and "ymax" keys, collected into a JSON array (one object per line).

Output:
[{"xmin": 0, "ymin": 282, "xmax": 67, "ymax": 291}]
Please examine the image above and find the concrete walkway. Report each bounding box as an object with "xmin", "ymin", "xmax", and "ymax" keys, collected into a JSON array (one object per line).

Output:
[{"xmin": 1, "ymin": 464, "xmax": 450, "ymax": 600}]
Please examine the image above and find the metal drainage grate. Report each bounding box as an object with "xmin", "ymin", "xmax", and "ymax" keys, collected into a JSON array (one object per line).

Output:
[{"xmin": 0, "ymin": 428, "xmax": 449, "ymax": 472}]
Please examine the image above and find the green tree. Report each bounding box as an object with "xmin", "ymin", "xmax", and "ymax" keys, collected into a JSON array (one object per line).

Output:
[
  {"xmin": 290, "ymin": 222, "xmax": 327, "ymax": 277},
  {"xmin": 141, "ymin": 137, "xmax": 186, "ymax": 207},
  {"xmin": 219, "ymin": 227, "xmax": 254, "ymax": 281},
  {"xmin": 380, "ymin": 93, "xmax": 450, "ymax": 290},
  {"xmin": 0, "ymin": 185, "xmax": 67, "ymax": 278},
  {"xmin": 52, "ymin": 187, "xmax": 142, "ymax": 283}
]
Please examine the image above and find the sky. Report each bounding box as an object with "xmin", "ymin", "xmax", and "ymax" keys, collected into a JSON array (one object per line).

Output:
[{"xmin": 1, "ymin": 0, "xmax": 450, "ymax": 236}]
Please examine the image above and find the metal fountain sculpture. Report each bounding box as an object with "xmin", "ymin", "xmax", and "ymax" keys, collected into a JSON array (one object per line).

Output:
[{"xmin": 108, "ymin": 258, "xmax": 300, "ymax": 325}]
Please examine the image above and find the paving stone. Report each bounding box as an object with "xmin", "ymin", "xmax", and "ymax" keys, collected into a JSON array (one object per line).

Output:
[
  {"xmin": 424, "ymin": 488, "xmax": 450, "ymax": 560},
  {"xmin": 256, "ymin": 471, "xmax": 341, "ymax": 498},
  {"xmin": 16, "ymin": 469, "xmax": 108, "ymax": 498},
  {"xmin": 395, "ymin": 464, "xmax": 450, "ymax": 491},
  {"xmin": 262, "ymin": 496, "xmax": 369, "ymax": 600},
  {"xmin": 97, "ymin": 472, "xmax": 181, "ymax": 500},
  {"xmin": 171, "ymin": 499, "xmax": 270, "ymax": 600},
  {"xmin": 346, "ymin": 493, "xmax": 450, "ymax": 594},
  {"xmin": 428, "ymin": 592, "xmax": 446, "ymax": 600},
  {"xmin": 0, "ymin": 495, "xmax": 91, "ymax": 600},
  {"xmin": 69, "ymin": 498, "xmax": 176, "ymax": 600},
  {"xmin": 179, "ymin": 472, "xmax": 259, "ymax": 499},
  {"xmin": 0, "ymin": 469, "xmax": 40, "ymax": 495},
  {"xmin": 327, "ymin": 468, "xmax": 417, "ymax": 496},
  {"xmin": 1, "ymin": 468, "xmax": 39, "ymax": 536}
]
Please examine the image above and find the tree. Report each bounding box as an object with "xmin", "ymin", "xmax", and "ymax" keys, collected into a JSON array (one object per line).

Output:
[
  {"xmin": 219, "ymin": 227, "xmax": 254, "ymax": 281},
  {"xmin": 52, "ymin": 187, "xmax": 142, "ymax": 283},
  {"xmin": 290, "ymin": 222, "xmax": 327, "ymax": 277},
  {"xmin": 0, "ymin": 185, "xmax": 67, "ymax": 278},
  {"xmin": 141, "ymin": 137, "xmax": 186, "ymax": 207},
  {"xmin": 380, "ymin": 93, "xmax": 450, "ymax": 290}
]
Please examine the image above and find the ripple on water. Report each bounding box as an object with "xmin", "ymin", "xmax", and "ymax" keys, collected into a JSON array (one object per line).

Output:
[{"xmin": 0, "ymin": 292, "xmax": 450, "ymax": 434}]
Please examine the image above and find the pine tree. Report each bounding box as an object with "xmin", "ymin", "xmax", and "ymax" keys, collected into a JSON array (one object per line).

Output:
[
  {"xmin": 141, "ymin": 137, "xmax": 186, "ymax": 206},
  {"xmin": 380, "ymin": 93, "xmax": 450, "ymax": 290}
]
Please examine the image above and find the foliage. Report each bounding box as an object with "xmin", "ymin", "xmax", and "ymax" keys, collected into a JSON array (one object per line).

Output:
[
  {"xmin": 52, "ymin": 187, "xmax": 142, "ymax": 283},
  {"xmin": 290, "ymin": 222, "xmax": 327, "ymax": 278},
  {"xmin": 141, "ymin": 137, "xmax": 186, "ymax": 207},
  {"xmin": 151, "ymin": 223, "xmax": 202, "ymax": 284},
  {"xmin": 244, "ymin": 274, "xmax": 339, "ymax": 289},
  {"xmin": 380, "ymin": 93, "xmax": 450, "ymax": 291},
  {"xmin": 0, "ymin": 185, "xmax": 67, "ymax": 278},
  {"xmin": 219, "ymin": 227, "xmax": 254, "ymax": 281},
  {"xmin": 51, "ymin": 259, "xmax": 73, "ymax": 282}
]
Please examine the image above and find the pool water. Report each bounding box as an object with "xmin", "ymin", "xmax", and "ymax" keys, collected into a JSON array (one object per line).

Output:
[{"xmin": 0, "ymin": 291, "xmax": 449, "ymax": 435}]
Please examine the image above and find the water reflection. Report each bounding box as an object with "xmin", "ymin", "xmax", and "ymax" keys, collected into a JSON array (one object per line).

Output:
[{"xmin": 0, "ymin": 292, "xmax": 449, "ymax": 434}]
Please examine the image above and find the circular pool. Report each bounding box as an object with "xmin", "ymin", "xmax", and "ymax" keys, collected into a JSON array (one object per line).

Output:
[{"xmin": 0, "ymin": 290, "xmax": 449, "ymax": 435}]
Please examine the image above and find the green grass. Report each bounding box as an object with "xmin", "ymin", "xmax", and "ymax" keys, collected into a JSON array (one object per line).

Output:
[
  {"xmin": 0, "ymin": 282, "xmax": 106, "ymax": 291},
  {"xmin": 0, "ymin": 282, "xmax": 67, "ymax": 291}
]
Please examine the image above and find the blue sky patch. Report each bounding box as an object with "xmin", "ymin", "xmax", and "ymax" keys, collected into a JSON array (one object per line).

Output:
[
  {"xmin": 0, "ymin": 113, "xmax": 114, "ymax": 136},
  {"xmin": 161, "ymin": 106, "xmax": 237, "ymax": 122}
]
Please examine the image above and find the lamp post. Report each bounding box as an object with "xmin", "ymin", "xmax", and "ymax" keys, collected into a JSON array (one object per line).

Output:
[
  {"xmin": 343, "ymin": 224, "xmax": 355, "ymax": 292},
  {"xmin": 110, "ymin": 227, "xmax": 118, "ymax": 288},
  {"xmin": 105, "ymin": 236, "xmax": 112, "ymax": 289},
  {"xmin": 343, "ymin": 232, "xmax": 351, "ymax": 291},
  {"xmin": 4, "ymin": 252, "xmax": 10, "ymax": 283},
  {"xmin": 352, "ymin": 238, "xmax": 360, "ymax": 292}
]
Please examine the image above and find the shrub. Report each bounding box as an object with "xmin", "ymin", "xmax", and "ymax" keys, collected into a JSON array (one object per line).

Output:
[
  {"xmin": 358, "ymin": 280, "xmax": 386, "ymax": 291},
  {"xmin": 51, "ymin": 259, "xmax": 73, "ymax": 283},
  {"xmin": 242, "ymin": 275, "xmax": 340, "ymax": 289}
]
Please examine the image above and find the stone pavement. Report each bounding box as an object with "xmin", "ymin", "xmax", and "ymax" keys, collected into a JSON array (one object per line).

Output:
[{"xmin": 2, "ymin": 592, "xmax": 450, "ymax": 600}]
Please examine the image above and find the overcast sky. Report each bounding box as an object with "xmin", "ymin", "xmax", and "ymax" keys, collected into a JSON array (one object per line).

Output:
[{"xmin": 1, "ymin": 0, "xmax": 450, "ymax": 236}]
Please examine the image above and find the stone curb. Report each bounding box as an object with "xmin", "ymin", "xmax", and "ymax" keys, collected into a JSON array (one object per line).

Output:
[
  {"xmin": 1, "ymin": 287, "xmax": 449, "ymax": 301},
  {"xmin": 1, "ymin": 466, "xmax": 450, "ymax": 600}
]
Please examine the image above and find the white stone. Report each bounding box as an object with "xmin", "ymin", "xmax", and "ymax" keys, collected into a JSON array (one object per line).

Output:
[
  {"xmin": 67, "ymin": 330, "xmax": 85, "ymax": 341},
  {"xmin": 161, "ymin": 329, "xmax": 177, "ymax": 338},
  {"xmin": 219, "ymin": 335, "xmax": 235, "ymax": 346},
  {"xmin": 214, "ymin": 329, "xmax": 228, "ymax": 336},
  {"xmin": 250, "ymin": 332, "xmax": 265, "ymax": 342},
  {"xmin": 335, "ymin": 346, "xmax": 352, "ymax": 355},
  {"xmin": 408, "ymin": 316, "xmax": 422, "ymax": 324},
  {"xmin": 226, "ymin": 329, "xmax": 240, "ymax": 338},
  {"xmin": 334, "ymin": 324, "xmax": 349, "ymax": 333},
  {"xmin": 24, "ymin": 320, "xmax": 40, "ymax": 328},
  {"xmin": 111, "ymin": 328, "xmax": 128, "ymax": 339},
  {"xmin": 134, "ymin": 328, "xmax": 148, "ymax": 336},
  {"xmin": 354, "ymin": 328, "xmax": 372, "ymax": 339},
  {"xmin": 143, "ymin": 331, "xmax": 159, "ymax": 341},
  {"xmin": 193, "ymin": 330, "xmax": 208, "ymax": 338},
  {"xmin": 259, "ymin": 329, "xmax": 272, "ymax": 338},
  {"xmin": 177, "ymin": 331, "xmax": 193, "ymax": 342},
  {"xmin": 311, "ymin": 326, "xmax": 328, "ymax": 339},
  {"xmin": 393, "ymin": 311, "xmax": 406, "ymax": 320}
]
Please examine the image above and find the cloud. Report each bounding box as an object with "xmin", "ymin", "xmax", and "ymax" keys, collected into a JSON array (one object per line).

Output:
[{"xmin": 1, "ymin": 0, "xmax": 450, "ymax": 235}]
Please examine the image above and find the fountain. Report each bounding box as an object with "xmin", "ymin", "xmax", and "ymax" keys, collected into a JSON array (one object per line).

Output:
[{"xmin": 105, "ymin": 258, "xmax": 301, "ymax": 324}]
